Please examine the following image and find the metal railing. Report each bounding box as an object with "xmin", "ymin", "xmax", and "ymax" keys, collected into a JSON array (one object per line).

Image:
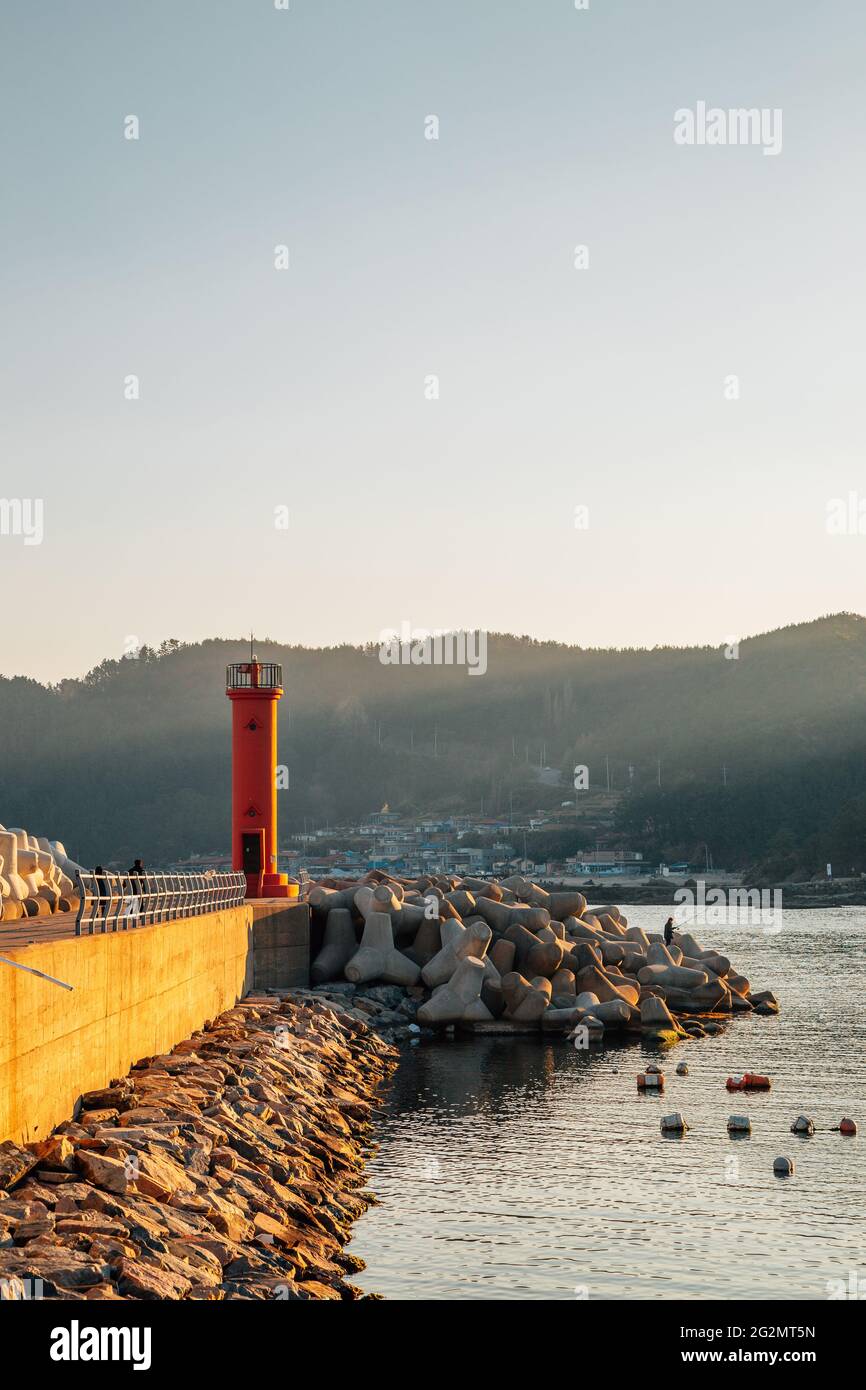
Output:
[
  {"xmin": 226, "ymin": 662, "xmax": 282, "ymax": 691},
  {"xmin": 75, "ymin": 870, "xmax": 247, "ymax": 935}
]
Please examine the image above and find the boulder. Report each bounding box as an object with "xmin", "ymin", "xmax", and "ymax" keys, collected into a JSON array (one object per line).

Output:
[
  {"xmin": 573, "ymin": 965, "xmax": 638, "ymax": 1008},
  {"xmin": 421, "ymin": 920, "xmax": 492, "ymax": 988},
  {"xmin": 640, "ymin": 994, "xmax": 680, "ymax": 1042},
  {"xmin": 638, "ymin": 962, "xmax": 710, "ymax": 990},
  {"xmin": 541, "ymin": 1006, "xmax": 584, "ymax": 1033},
  {"xmin": 599, "ymin": 939, "xmax": 627, "ymax": 967},
  {"xmin": 75, "ymin": 1151, "xmax": 129, "ymax": 1195},
  {"xmin": 473, "ymin": 897, "xmax": 551, "ymax": 934},
  {"xmin": 489, "ymin": 938, "xmax": 516, "ymax": 976},
  {"xmin": 662, "ymin": 978, "xmax": 729, "ymax": 1012},
  {"xmin": 417, "ymin": 958, "xmax": 486, "ymax": 1025},
  {"xmin": 308, "ymin": 885, "xmax": 359, "ymax": 914},
  {"xmin": 564, "ymin": 940, "xmax": 603, "ymax": 973},
  {"xmin": 480, "ymin": 978, "xmax": 506, "ymax": 1018},
  {"xmin": 584, "ymin": 999, "xmax": 630, "ymax": 1028},
  {"xmin": 546, "ymin": 891, "xmax": 586, "ymax": 921},
  {"xmin": 620, "ymin": 947, "xmax": 648, "ymax": 975},
  {"xmin": 310, "ymin": 909, "xmax": 357, "ymax": 984},
  {"xmin": 551, "ymin": 968, "xmax": 576, "ymax": 998},
  {"xmin": 402, "ymin": 915, "xmax": 443, "ymax": 967},
  {"xmin": 501, "ymin": 972, "xmax": 552, "ymax": 1023},
  {"xmin": 444, "ymin": 889, "xmax": 476, "ymax": 918},
  {"xmin": 525, "ymin": 940, "xmax": 565, "ymax": 978},
  {"xmin": 504, "ymin": 922, "xmax": 545, "ymax": 969},
  {"xmin": 344, "ymin": 912, "xmax": 421, "ymax": 986},
  {"xmin": 624, "ymin": 925, "xmax": 650, "ymax": 948}
]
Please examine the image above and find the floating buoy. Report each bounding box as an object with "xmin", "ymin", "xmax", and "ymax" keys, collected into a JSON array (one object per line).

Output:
[
  {"xmin": 661, "ymin": 1112, "xmax": 688, "ymax": 1132},
  {"xmin": 773, "ymin": 1156, "xmax": 795, "ymax": 1176},
  {"xmin": 839, "ymin": 1117, "xmax": 858, "ymax": 1135},
  {"xmin": 726, "ymin": 1073, "xmax": 771, "ymax": 1091},
  {"xmin": 790, "ymin": 1115, "xmax": 815, "ymax": 1135},
  {"xmin": 676, "ymin": 1062, "xmax": 689, "ymax": 1076},
  {"xmin": 638, "ymin": 1072, "xmax": 665, "ymax": 1090},
  {"xmin": 727, "ymin": 1114, "xmax": 751, "ymax": 1133}
]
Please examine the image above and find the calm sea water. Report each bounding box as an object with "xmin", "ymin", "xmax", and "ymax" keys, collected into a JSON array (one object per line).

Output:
[{"xmin": 348, "ymin": 908, "xmax": 866, "ymax": 1300}]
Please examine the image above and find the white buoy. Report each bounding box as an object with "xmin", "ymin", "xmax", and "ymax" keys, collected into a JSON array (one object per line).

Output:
[
  {"xmin": 661, "ymin": 1112, "xmax": 688, "ymax": 1133},
  {"xmin": 727, "ymin": 1114, "xmax": 751, "ymax": 1133}
]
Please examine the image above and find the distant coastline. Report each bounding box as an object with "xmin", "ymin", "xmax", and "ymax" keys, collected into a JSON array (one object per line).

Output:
[{"xmin": 542, "ymin": 877, "xmax": 866, "ymax": 908}]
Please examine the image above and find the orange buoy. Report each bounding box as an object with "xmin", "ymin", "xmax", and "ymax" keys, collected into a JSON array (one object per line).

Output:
[
  {"xmin": 726, "ymin": 1073, "xmax": 771, "ymax": 1091},
  {"xmin": 839, "ymin": 1117, "xmax": 858, "ymax": 1135},
  {"xmin": 638, "ymin": 1072, "xmax": 665, "ymax": 1090}
]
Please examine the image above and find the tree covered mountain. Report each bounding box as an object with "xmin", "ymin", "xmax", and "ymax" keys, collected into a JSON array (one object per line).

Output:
[{"xmin": 2, "ymin": 615, "xmax": 865, "ymax": 876}]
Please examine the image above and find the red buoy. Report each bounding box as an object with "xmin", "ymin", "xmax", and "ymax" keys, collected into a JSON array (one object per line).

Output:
[{"xmin": 726, "ymin": 1073, "xmax": 771, "ymax": 1091}]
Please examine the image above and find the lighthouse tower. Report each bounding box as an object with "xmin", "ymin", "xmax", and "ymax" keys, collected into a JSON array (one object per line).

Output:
[{"xmin": 226, "ymin": 651, "xmax": 292, "ymax": 899}]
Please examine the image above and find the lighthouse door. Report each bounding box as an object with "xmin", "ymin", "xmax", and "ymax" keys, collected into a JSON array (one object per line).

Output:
[
  {"xmin": 241, "ymin": 829, "xmax": 265, "ymax": 898},
  {"xmin": 242, "ymin": 831, "xmax": 264, "ymax": 874}
]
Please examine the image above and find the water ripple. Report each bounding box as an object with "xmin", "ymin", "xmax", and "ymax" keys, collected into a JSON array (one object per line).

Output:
[{"xmin": 349, "ymin": 908, "xmax": 866, "ymax": 1299}]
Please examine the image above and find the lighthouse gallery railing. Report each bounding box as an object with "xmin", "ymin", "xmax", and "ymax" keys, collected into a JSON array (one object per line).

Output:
[{"xmin": 75, "ymin": 870, "xmax": 247, "ymax": 935}]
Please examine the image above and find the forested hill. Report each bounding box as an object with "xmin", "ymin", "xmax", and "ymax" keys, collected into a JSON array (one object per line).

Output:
[{"xmin": 3, "ymin": 614, "xmax": 866, "ymax": 875}]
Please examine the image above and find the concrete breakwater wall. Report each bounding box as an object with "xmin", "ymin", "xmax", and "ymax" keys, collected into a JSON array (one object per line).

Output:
[{"xmin": 0, "ymin": 902, "xmax": 309, "ymax": 1146}]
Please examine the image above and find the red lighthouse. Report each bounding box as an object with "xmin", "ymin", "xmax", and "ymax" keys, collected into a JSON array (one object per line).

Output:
[{"xmin": 226, "ymin": 652, "xmax": 292, "ymax": 899}]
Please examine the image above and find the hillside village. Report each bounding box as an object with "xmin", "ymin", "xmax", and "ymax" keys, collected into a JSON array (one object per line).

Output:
[{"xmin": 169, "ymin": 800, "xmax": 658, "ymax": 884}]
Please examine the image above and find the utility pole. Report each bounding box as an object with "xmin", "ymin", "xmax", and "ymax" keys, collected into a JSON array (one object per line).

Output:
[
  {"xmin": 605, "ymin": 755, "xmax": 610, "ymax": 792},
  {"xmin": 657, "ymin": 758, "xmax": 662, "ymax": 788}
]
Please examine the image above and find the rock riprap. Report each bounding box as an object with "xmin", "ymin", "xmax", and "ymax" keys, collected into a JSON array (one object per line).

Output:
[
  {"xmin": 307, "ymin": 871, "xmax": 777, "ymax": 1044},
  {"xmin": 0, "ymin": 996, "xmax": 397, "ymax": 1300}
]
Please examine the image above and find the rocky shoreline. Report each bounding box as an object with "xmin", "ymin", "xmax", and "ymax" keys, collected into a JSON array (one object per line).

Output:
[{"xmin": 0, "ymin": 995, "xmax": 397, "ymax": 1301}]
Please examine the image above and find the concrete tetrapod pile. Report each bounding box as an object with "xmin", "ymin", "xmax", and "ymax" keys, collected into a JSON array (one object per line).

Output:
[
  {"xmin": 306, "ymin": 872, "xmax": 779, "ymax": 1046},
  {"xmin": 0, "ymin": 824, "xmax": 81, "ymax": 920},
  {"xmin": 0, "ymin": 996, "xmax": 397, "ymax": 1300}
]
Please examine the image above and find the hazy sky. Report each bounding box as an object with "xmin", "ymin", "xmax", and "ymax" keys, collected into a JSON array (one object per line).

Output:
[{"xmin": 3, "ymin": 1, "xmax": 866, "ymax": 683}]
